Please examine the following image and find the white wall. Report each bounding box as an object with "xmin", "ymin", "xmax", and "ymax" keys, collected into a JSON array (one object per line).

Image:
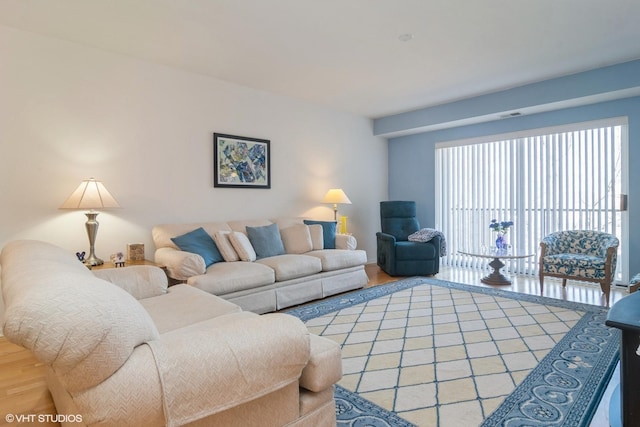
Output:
[{"xmin": 0, "ymin": 25, "xmax": 387, "ymax": 280}]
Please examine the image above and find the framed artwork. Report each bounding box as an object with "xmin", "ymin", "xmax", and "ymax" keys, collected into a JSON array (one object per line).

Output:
[
  {"xmin": 127, "ymin": 243, "xmax": 145, "ymax": 261},
  {"xmin": 213, "ymin": 133, "xmax": 271, "ymax": 188}
]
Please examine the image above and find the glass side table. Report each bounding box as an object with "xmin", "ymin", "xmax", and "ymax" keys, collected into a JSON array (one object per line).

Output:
[{"xmin": 458, "ymin": 247, "xmax": 534, "ymax": 286}]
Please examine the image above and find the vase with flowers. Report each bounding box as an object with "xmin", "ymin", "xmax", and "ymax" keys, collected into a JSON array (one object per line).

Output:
[{"xmin": 489, "ymin": 219, "xmax": 514, "ymax": 250}]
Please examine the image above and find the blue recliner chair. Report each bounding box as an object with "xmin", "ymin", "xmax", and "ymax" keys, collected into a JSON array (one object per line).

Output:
[{"xmin": 376, "ymin": 201, "xmax": 440, "ymax": 276}]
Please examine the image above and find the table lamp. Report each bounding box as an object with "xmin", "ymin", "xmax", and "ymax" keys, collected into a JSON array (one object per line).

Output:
[
  {"xmin": 60, "ymin": 178, "xmax": 121, "ymax": 266},
  {"xmin": 322, "ymin": 188, "xmax": 351, "ymax": 221}
]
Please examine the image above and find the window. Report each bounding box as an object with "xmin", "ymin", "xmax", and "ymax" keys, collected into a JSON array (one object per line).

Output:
[{"xmin": 435, "ymin": 118, "xmax": 628, "ymax": 282}]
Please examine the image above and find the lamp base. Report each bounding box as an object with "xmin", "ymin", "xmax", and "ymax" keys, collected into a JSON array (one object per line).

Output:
[
  {"xmin": 85, "ymin": 255, "xmax": 104, "ymax": 266},
  {"xmin": 84, "ymin": 212, "xmax": 104, "ymax": 266}
]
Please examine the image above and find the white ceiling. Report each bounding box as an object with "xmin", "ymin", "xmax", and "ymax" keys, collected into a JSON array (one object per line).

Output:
[{"xmin": 2, "ymin": 0, "xmax": 640, "ymax": 119}]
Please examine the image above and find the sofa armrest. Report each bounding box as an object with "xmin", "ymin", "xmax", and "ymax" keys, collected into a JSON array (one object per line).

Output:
[
  {"xmin": 93, "ymin": 266, "xmax": 168, "ymax": 299},
  {"xmin": 540, "ymin": 235, "xmax": 560, "ymax": 255},
  {"xmin": 538, "ymin": 242, "xmax": 548, "ymax": 274},
  {"xmin": 300, "ymin": 334, "xmax": 342, "ymax": 392},
  {"xmin": 598, "ymin": 236, "xmax": 619, "ymax": 259},
  {"xmin": 154, "ymin": 247, "xmax": 205, "ymax": 281},
  {"xmin": 148, "ymin": 313, "xmax": 311, "ymax": 426},
  {"xmin": 336, "ymin": 233, "xmax": 357, "ymax": 250}
]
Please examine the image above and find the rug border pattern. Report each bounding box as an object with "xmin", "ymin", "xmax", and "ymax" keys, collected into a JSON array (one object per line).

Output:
[
  {"xmin": 334, "ymin": 385, "xmax": 418, "ymax": 427},
  {"xmin": 287, "ymin": 277, "xmax": 609, "ymax": 322}
]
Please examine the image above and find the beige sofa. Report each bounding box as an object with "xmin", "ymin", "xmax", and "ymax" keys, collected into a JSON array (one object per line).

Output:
[
  {"xmin": 152, "ymin": 218, "xmax": 368, "ymax": 314},
  {"xmin": 1, "ymin": 240, "xmax": 342, "ymax": 427}
]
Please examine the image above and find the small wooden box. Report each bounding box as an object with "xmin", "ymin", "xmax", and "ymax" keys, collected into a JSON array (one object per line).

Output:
[{"xmin": 127, "ymin": 243, "xmax": 145, "ymax": 261}]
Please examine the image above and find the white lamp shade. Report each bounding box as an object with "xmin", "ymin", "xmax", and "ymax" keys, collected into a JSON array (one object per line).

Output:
[
  {"xmin": 322, "ymin": 189, "xmax": 352, "ymax": 205},
  {"xmin": 60, "ymin": 178, "xmax": 121, "ymax": 210}
]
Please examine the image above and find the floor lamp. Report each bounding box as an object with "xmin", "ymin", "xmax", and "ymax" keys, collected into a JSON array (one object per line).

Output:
[{"xmin": 60, "ymin": 178, "xmax": 121, "ymax": 266}]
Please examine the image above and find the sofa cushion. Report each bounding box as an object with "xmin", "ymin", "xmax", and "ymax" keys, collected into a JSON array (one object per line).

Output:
[
  {"xmin": 187, "ymin": 261, "xmax": 276, "ymax": 295},
  {"xmin": 256, "ymin": 254, "xmax": 322, "ymax": 282},
  {"xmin": 303, "ymin": 220, "xmax": 336, "ymax": 249},
  {"xmin": 147, "ymin": 313, "xmax": 310, "ymax": 427},
  {"xmin": 153, "ymin": 222, "xmax": 231, "ymax": 249},
  {"xmin": 139, "ymin": 284, "xmax": 241, "ymax": 334},
  {"xmin": 170, "ymin": 227, "xmax": 223, "ymax": 267},
  {"xmin": 228, "ymin": 219, "xmax": 273, "ymax": 232},
  {"xmin": 281, "ymin": 224, "xmax": 313, "ymax": 254},
  {"xmin": 163, "ymin": 310, "xmax": 258, "ymax": 335},
  {"xmin": 247, "ymin": 223, "xmax": 286, "ymax": 259},
  {"xmin": 542, "ymin": 254, "xmax": 607, "ymax": 279},
  {"xmin": 229, "ymin": 231, "xmax": 257, "ymax": 262},
  {"xmin": 395, "ymin": 241, "xmax": 438, "ymax": 260},
  {"xmin": 213, "ymin": 231, "xmax": 240, "ymax": 262},
  {"xmin": 307, "ymin": 249, "xmax": 368, "ymax": 271},
  {"xmin": 273, "ymin": 217, "xmax": 306, "ymax": 229}
]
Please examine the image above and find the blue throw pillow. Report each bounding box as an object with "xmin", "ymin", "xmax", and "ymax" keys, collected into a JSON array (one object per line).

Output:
[
  {"xmin": 171, "ymin": 227, "xmax": 223, "ymax": 267},
  {"xmin": 246, "ymin": 223, "xmax": 285, "ymax": 259},
  {"xmin": 303, "ymin": 220, "xmax": 337, "ymax": 249}
]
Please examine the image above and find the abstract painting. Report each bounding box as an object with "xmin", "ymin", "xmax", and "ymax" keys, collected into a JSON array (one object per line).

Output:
[{"xmin": 213, "ymin": 133, "xmax": 270, "ymax": 188}]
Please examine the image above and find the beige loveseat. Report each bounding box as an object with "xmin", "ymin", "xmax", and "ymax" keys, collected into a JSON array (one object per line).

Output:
[
  {"xmin": 152, "ymin": 218, "xmax": 369, "ymax": 313},
  {"xmin": 1, "ymin": 240, "xmax": 342, "ymax": 427}
]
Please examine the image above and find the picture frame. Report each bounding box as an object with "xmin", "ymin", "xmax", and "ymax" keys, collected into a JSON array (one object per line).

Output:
[
  {"xmin": 127, "ymin": 243, "xmax": 145, "ymax": 261},
  {"xmin": 213, "ymin": 133, "xmax": 271, "ymax": 189}
]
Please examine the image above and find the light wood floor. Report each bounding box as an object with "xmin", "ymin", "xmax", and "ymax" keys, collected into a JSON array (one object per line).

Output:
[
  {"xmin": 0, "ymin": 264, "xmax": 626, "ymax": 426},
  {"xmin": 0, "ymin": 339, "xmax": 57, "ymax": 427}
]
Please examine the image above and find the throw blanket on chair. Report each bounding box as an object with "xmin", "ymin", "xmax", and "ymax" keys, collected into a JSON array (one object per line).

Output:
[{"xmin": 408, "ymin": 228, "xmax": 447, "ymax": 256}]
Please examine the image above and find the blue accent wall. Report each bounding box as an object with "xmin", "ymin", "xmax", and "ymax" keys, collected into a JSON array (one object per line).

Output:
[{"xmin": 385, "ymin": 83, "xmax": 640, "ymax": 278}]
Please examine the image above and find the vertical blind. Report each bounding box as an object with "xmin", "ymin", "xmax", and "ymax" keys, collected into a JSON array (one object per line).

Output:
[{"xmin": 435, "ymin": 118, "xmax": 626, "ymax": 282}]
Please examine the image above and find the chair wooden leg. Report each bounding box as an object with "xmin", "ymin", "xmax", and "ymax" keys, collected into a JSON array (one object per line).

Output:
[
  {"xmin": 600, "ymin": 281, "xmax": 611, "ymax": 305},
  {"xmin": 539, "ymin": 275, "xmax": 544, "ymax": 294},
  {"xmin": 562, "ymin": 278, "xmax": 567, "ymax": 287}
]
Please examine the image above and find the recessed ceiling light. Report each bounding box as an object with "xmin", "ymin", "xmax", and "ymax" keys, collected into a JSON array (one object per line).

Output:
[{"xmin": 398, "ymin": 33, "xmax": 414, "ymax": 42}]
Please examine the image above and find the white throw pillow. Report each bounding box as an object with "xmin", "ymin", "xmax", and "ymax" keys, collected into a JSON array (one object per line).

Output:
[
  {"xmin": 228, "ymin": 232, "xmax": 257, "ymax": 262},
  {"xmin": 308, "ymin": 224, "xmax": 324, "ymax": 250},
  {"xmin": 213, "ymin": 231, "xmax": 240, "ymax": 262},
  {"xmin": 280, "ymin": 224, "xmax": 313, "ymax": 254}
]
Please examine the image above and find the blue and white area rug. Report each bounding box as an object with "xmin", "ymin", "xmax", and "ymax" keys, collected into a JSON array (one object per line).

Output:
[{"xmin": 287, "ymin": 277, "xmax": 619, "ymax": 427}]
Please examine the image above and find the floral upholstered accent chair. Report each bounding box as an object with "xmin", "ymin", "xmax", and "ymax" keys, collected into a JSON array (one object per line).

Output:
[{"xmin": 539, "ymin": 230, "xmax": 618, "ymax": 302}]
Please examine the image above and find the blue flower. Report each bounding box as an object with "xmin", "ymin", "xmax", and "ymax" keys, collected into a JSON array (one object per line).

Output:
[{"xmin": 489, "ymin": 219, "xmax": 514, "ymax": 233}]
